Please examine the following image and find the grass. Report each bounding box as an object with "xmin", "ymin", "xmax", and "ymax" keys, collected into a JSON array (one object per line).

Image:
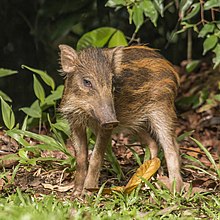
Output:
[{"xmin": 0, "ymin": 184, "xmax": 219, "ymax": 220}]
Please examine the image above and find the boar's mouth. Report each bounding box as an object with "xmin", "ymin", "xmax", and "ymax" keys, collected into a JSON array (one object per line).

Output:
[{"xmin": 100, "ymin": 120, "xmax": 119, "ymax": 130}]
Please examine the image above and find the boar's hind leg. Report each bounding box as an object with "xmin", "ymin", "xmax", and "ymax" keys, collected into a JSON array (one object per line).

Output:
[
  {"xmin": 139, "ymin": 132, "xmax": 158, "ymax": 158},
  {"xmin": 83, "ymin": 129, "xmax": 112, "ymax": 190},
  {"xmin": 148, "ymin": 110, "xmax": 183, "ymax": 192},
  {"xmin": 72, "ymin": 127, "xmax": 88, "ymax": 195}
]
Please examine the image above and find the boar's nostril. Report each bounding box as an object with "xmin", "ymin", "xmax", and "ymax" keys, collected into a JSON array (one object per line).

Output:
[{"xmin": 101, "ymin": 121, "xmax": 119, "ymax": 129}]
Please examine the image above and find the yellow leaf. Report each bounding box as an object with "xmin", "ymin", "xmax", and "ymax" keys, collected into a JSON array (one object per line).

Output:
[
  {"xmin": 102, "ymin": 186, "xmax": 125, "ymax": 194},
  {"xmin": 124, "ymin": 157, "xmax": 161, "ymax": 193},
  {"xmin": 87, "ymin": 157, "xmax": 161, "ymax": 195}
]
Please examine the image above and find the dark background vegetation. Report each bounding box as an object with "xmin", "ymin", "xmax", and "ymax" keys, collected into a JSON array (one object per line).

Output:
[{"xmin": 0, "ymin": 0, "xmax": 206, "ymax": 120}]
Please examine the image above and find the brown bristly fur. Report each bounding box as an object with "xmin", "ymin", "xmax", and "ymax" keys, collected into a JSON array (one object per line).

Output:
[{"xmin": 59, "ymin": 45, "xmax": 183, "ymax": 196}]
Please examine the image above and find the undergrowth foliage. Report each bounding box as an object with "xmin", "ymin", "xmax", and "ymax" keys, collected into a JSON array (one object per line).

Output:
[
  {"xmin": 0, "ymin": 66, "xmax": 75, "ymax": 168},
  {"xmin": 0, "ymin": 1, "xmax": 219, "ymax": 218}
]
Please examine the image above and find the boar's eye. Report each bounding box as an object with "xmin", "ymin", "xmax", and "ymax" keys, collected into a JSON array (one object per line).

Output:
[{"xmin": 83, "ymin": 79, "xmax": 92, "ymax": 88}]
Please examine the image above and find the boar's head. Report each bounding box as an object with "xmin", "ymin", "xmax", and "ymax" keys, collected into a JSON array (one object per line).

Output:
[{"xmin": 59, "ymin": 45, "xmax": 119, "ymax": 130}]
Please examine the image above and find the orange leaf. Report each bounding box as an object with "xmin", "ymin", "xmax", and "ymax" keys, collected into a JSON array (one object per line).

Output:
[
  {"xmin": 87, "ymin": 157, "xmax": 161, "ymax": 195},
  {"xmin": 124, "ymin": 157, "xmax": 161, "ymax": 193}
]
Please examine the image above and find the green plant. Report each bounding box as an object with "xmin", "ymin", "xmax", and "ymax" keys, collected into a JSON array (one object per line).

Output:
[
  {"xmin": 178, "ymin": 0, "xmax": 220, "ymax": 68},
  {"xmin": 20, "ymin": 65, "xmax": 64, "ymax": 130},
  {"xmin": 106, "ymin": 0, "xmax": 162, "ymax": 33},
  {"xmin": 0, "ymin": 97, "xmax": 15, "ymax": 130},
  {"xmin": 0, "ymin": 184, "xmax": 219, "ymax": 219},
  {"xmin": 0, "ymin": 66, "xmax": 74, "ymax": 168},
  {"xmin": 106, "ymin": 0, "xmax": 220, "ymax": 68},
  {"xmin": 0, "ymin": 68, "xmax": 17, "ymax": 102},
  {"xmin": 183, "ymin": 137, "xmax": 220, "ymax": 181},
  {"xmin": 77, "ymin": 27, "xmax": 128, "ymax": 50}
]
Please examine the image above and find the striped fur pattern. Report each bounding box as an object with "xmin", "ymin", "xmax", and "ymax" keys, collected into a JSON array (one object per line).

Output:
[{"xmin": 59, "ymin": 45, "xmax": 183, "ymax": 196}]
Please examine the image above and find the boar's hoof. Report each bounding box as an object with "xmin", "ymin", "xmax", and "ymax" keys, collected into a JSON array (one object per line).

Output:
[{"xmin": 72, "ymin": 188, "xmax": 84, "ymax": 198}]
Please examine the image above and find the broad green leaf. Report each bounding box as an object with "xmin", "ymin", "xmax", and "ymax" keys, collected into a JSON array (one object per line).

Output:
[
  {"xmin": 198, "ymin": 23, "xmax": 215, "ymax": 38},
  {"xmin": 43, "ymin": 85, "xmax": 64, "ymax": 108},
  {"xmin": 153, "ymin": 0, "xmax": 164, "ymax": 17},
  {"xmin": 132, "ymin": 4, "xmax": 144, "ymax": 33},
  {"xmin": 77, "ymin": 27, "xmax": 116, "ymax": 50},
  {"xmin": 8, "ymin": 129, "xmax": 62, "ymax": 150},
  {"xmin": 105, "ymin": 0, "xmax": 126, "ymax": 8},
  {"xmin": 9, "ymin": 128, "xmax": 72, "ymax": 157},
  {"xmin": 0, "ymin": 97, "xmax": 15, "ymax": 130},
  {"xmin": 20, "ymin": 100, "xmax": 42, "ymax": 118},
  {"xmin": 22, "ymin": 65, "xmax": 55, "ymax": 90},
  {"xmin": 213, "ymin": 43, "xmax": 220, "ymax": 69},
  {"xmin": 182, "ymin": 3, "xmax": 200, "ymax": 21},
  {"xmin": 204, "ymin": 0, "xmax": 220, "ymax": 10},
  {"xmin": 141, "ymin": 0, "xmax": 158, "ymax": 27},
  {"xmin": 203, "ymin": 35, "xmax": 218, "ymax": 55},
  {"xmin": 186, "ymin": 60, "xmax": 200, "ymax": 72},
  {"xmin": 51, "ymin": 118, "xmax": 70, "ymax": 137},
  {"xmin": 0, "ymin": 68, "xmax": 17, "ymax": 77},
  {"xmin": 108, "ymin": 30, "xmax": 128, "ymax": 47},
  {"xmin": 33, "ymin": 75, "xmax": 45, "ymax": 103},
  {"xmin": 179, "ymin": 0, "xmax": 193, "ymax": 18},
  {"xmin": 20, "ymin": 107, "xmax": 41, "ymax": 118},
  {"xmin": 0, "ymin": 90, "xmax": 12, "ymax": 102}
]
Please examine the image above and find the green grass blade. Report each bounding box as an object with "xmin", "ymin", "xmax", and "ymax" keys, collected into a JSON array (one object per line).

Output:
[
  {"xmin": 190, "ymin": 137, "xmax": 220, "ymax": 178},
  {"xmin": 106, "ymin": 143, "xmax": 125, "ymax": 180}
]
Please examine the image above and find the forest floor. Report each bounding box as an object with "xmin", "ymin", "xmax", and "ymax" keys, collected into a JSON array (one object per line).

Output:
[{"xmin": 0, "ymin": 62, "xmax": 219, "ymax": 219}]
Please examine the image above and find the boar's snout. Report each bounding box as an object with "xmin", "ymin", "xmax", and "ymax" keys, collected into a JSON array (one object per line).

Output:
[
  {"xmin": 92, "ymin": 99, "xmax": 119, "ymax": 130},
  {"xmin": 101, "ymin": 120, "xmax": 119, "ymax": 130}
]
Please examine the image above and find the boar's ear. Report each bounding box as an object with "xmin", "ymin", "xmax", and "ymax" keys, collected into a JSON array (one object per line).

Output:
[
  {"xmin": 59, "ymin": 44, "xmax": 78, "ymax": 73},
  {"xmin": 111, "ymin": 47, "xmax": 123, "ymax": 74}
]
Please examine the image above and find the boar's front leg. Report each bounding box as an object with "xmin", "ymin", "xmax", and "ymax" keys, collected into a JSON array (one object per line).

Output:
[
  {"xmin": 83, "ymin": 129, "xmax": 112, "ymax": 190},
  {"xmin": 72, "ymin": 126, "xmax": 88, "ymax": 195}
]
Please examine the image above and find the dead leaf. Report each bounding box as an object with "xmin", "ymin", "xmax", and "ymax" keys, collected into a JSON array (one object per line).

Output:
[
  {"xmin": 57, "ymin": 183, "xmax": 75, "ymax": 192},
  {"xmin": 42, "ymin": 183, "xmax": 57, "ymax": 190},
  {"xmin": 87, "ymin": 157, "xmax": 161, "ymax": 194},
  {"xmin": 0, "ymin": 178, "xmax": 5, "ymax": 191},
  {"xmin": 124, "ymin": 157, "xmax": 161, "ymax": 193}
]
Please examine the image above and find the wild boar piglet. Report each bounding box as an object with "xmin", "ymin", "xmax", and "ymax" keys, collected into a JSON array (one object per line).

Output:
[{"xmin": 59, "ymin": 45, "xmax": 183, "ymax": 195}]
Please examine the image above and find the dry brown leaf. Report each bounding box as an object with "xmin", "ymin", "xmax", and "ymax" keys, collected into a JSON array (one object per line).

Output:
[
  {"xmin": 124, "ymin": 157, "xmax": 161, "ymax": 193},
  {"xmin": 87, "ymin": 157, "xmax": 161, "ymax": 194},
  {"xmin": 42, "ymin": 183, "xmax": 57, "ymax": 190},
  {"xmin": 57, "ymin": 183, "xmax": 75, "ymax": 192}
]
